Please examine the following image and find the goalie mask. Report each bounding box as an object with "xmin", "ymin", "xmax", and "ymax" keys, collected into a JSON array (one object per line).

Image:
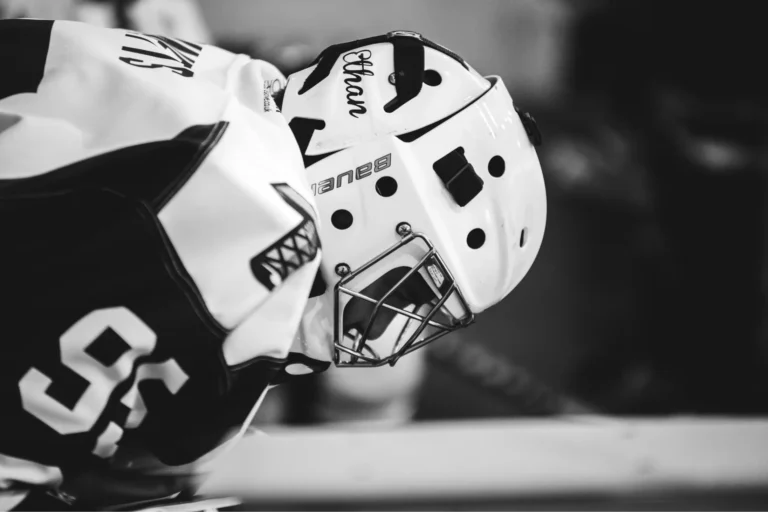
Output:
[{"xmin": 281, "ymin": 31, "xmax": 547, "ymax": 367}]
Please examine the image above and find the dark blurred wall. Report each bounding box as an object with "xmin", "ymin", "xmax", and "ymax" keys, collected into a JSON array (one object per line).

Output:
[
  {"xmin": 421, "ymin": 0, "xmax": 768, "ymax": 418},
  {"xmin": 636, "ymin": 1, "xmax": 768, "ymax": 413}
]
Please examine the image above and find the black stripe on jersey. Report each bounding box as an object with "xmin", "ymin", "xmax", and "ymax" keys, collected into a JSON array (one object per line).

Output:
[
  {"xmin": 0, "ymin": 122, "xmax": 228, "ymax": 213},
  {"xmin": 229, "ymin": 352, "xmax": 331, "ymax": 384},
  {"xmin": 9, "ymin": 489, "xmax": 75, "ymax": 511},
  {"xmin": 0, "ymin": 19, "xmax": 53, "ymax": 101}
]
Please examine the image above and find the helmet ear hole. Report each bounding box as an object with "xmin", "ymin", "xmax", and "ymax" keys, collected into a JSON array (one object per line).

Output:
[{"xmin": 424, "ymin": 69, "xmax": 442, "ymax": 86}]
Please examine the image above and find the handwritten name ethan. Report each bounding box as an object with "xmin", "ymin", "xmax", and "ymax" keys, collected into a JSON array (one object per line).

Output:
[{"xmin": 342, "ymin": 49, "xmax": 374, "ymax": 118}]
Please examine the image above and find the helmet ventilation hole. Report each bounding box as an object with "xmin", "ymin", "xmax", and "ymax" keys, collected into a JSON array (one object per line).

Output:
[
  {"xmin": 424, "ymin": 69, "xmax": 442, "ymax": 86},
  {"xmin": 467, "ymin": 228, "xmax": 485, "ymax": 249},
  {"xmin": 520, "ymin": 228, "xmax": 528, "ymax": 247},
  {"xmin": 331, "ymin": 209, "xmax": 354, "ymax": 230},
  {"xmin": 375, "ymin": 176, "xmax": 398, "ymax": 197},
  {"xmin": 488, "ymin": 155, "xmax": 505, "ymax": 177}
]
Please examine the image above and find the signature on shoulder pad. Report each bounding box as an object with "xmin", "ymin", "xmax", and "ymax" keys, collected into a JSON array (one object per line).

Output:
[{"xmin": 119, "ymin": 32, "xmax": 202, "ymax": 78}]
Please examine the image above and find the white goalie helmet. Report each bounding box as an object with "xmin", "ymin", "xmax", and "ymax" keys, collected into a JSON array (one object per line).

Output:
[{"xmin": 281, "ymin": 31, "xmax": 546, "ymax": 367}]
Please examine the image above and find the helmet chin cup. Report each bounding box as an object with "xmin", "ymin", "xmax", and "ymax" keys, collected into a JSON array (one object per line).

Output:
[{"xmin": 332, "ymin": 223, "xmax": 475, "ymax": 368}]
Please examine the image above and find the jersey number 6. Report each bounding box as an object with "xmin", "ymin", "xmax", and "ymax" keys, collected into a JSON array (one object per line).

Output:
[{"xmin": 18, "ymin": 307, "xmax": 188, "ymax": 459}]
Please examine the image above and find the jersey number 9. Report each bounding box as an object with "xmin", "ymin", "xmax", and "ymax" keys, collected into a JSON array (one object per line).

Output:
[{"xmin": 18, "ymin": 307, "xmax": 188, "ymax": 459}]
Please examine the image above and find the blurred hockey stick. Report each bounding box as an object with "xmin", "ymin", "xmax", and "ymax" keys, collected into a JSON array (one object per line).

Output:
[{"xmin": 427, "ymin": 334, "xmax": 598, "ymax": 416}]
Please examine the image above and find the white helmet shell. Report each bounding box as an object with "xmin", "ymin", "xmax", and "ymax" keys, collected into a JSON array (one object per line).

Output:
[
  {"xmin": 281, "ymin": 31, "xmax": 489, "ymax": 156},
  {"xmin": 282, "ymin": 32, "xmax": 546, "ymax": 367}
]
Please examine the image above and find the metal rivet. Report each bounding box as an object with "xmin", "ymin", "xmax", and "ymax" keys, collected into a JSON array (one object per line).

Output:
[{"xmin": 388, "ymin": 73, "xmax": 397, "ymax": 85}]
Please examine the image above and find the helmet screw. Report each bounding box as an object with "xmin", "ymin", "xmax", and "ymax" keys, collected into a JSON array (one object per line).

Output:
[
  {"xmin": 396, "ymin": 222, "xmax": 412, "ymax": 237},
  {"xmin": 388, "ymin": 73, "xmax": 397, "ymax": 85},
  {"xmin": 335, "ymin": 263, "xmax": 351, "ymax": 276}
]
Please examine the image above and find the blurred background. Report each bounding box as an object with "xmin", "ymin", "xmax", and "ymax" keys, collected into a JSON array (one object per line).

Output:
[{"xmin": 3, "ymin": 0, "xmax": 766, "ymax": 426}]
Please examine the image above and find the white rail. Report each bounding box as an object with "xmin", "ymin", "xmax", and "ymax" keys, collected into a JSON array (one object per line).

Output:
[{"xmin": 198, "ymin": 416, "xmax": 768, "ymax": 505}]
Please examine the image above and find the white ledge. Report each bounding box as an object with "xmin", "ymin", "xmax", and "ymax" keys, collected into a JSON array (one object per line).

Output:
[{"xmin": 199, "ymin": 416, "xmax": 768, "ymax": 503}]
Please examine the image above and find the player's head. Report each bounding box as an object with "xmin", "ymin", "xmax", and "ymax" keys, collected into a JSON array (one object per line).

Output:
[{"xmin": 280, "ymin": 31, "xmax": 546, "ymax": 367}]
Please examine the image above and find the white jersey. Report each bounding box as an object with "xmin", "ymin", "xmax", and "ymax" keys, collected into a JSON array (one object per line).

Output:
[{"xmin": 0, "ymin": 18, "xmax": 328, "ymax": 509}]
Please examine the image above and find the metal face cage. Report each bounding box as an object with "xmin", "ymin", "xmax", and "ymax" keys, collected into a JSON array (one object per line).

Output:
[{"xmin": 333, "ymin": 223, "xmax": 475, "ymax": 367}]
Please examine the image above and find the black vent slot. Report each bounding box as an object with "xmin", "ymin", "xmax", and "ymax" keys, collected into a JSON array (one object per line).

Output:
[
  {"xmin": 288, "ymin": 117, "xmax": 338, "ymax": 167},
  {"xmin": 433, "ymin": 147, "xmax": 483, "ymax": 207},
  {"xmin": 515, "ymin": 107, "xmax": 542, "ymax": 146},
  {"xmin": 383, "ymin": 35, "xmax": 425, "ymax": 113}
]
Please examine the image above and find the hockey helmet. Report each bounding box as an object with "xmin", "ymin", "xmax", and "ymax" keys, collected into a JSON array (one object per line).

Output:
[{"xmin": 281, "ymin": 31, "xmax": 546, "ymax": 367}]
